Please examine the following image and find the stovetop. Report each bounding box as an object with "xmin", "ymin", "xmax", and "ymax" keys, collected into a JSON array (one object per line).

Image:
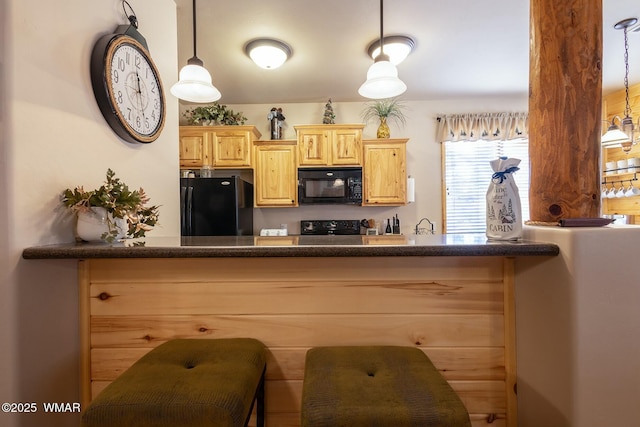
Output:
[{"xmin": 300, "ymin": 220, "xmax": 361, "ymax": 235}]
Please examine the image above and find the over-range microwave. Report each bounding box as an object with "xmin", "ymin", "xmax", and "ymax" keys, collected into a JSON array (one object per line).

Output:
[{"xmin": 298, "ymin": 167, "xmax": 362, "ymax": 205}]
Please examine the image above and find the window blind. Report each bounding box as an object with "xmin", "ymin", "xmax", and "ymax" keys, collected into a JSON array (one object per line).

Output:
[{"xmin": 444, "ymin": 139, "xmax": 530, "ymax": 233}]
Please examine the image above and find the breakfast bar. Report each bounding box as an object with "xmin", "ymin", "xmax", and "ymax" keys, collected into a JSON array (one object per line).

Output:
[{"xmin": 23, "ymin": 235, "xmax": 558, "ymax": 427}]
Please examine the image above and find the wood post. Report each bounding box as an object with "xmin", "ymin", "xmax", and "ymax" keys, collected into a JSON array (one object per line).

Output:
[{"xmin": 529, "ymin": 0, "xmax": 602, "ymax": 221}]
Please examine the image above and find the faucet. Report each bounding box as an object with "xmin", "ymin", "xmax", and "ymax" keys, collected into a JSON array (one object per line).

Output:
[{"xmin": 414, "ymin": 218, "xmax": 434, "ymax": 235}]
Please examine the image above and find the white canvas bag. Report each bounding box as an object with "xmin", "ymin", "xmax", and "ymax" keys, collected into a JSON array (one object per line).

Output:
[{"xmin": 486, "ymin": 157, "xmax": 522, "ymax": 240}]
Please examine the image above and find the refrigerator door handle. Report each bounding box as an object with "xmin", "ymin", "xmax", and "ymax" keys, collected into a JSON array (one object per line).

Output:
[
  {"xmin": 180, "ymin": 185, "xmax": 187, "ymax": 234},
  {"xmin": 185, "ymin": 186, "xmax": 194, "ymax": 235}
]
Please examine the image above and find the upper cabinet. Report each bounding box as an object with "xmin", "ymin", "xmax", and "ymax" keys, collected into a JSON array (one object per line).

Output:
[
  {"xmin": 179, "ymin": 127, "xmax": 210, "ymax": 168},
  {"xmin": 253, "ymin": 140, "xmax": 298, "ymax": 207},
  {"xmin": 295, "ymin": 124, "xmax": 364, "ymax": 166},
  {"xmin": 178, "ymin": 124, "xmax": 409, "ymax": 209},
  {"xmin": 362, "ymin": 139, "xmax": 408, "ymax": 206},
  {"xmin": 179, "ymin": 126, "xmax": 261, "ymax": 169}
]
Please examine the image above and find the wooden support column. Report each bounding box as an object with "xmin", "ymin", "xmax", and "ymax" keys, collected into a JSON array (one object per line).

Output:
[{"xmin": 529, "ymin": 0, "xmax": 602, "ymax": 222}]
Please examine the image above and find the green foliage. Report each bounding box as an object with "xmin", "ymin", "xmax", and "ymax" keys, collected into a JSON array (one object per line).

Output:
[
  {"xmin": 361, "ymin": 98, "xmax": 408, "ymax": 127},
  {"xmin": 62, "ymin": 169, "xmax": 160, "ymax": 243},
  {"xmin": 183, "ymin": 103, "xmax": 248, "ymax": 125}
]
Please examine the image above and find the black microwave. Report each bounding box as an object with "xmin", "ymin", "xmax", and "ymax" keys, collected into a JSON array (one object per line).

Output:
[{"xmin": 298, "ymin": 167, "xmax": 362, "ymax": 205}]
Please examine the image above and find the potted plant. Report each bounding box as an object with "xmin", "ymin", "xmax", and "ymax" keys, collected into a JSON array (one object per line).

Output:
[
  {"xmin": 61, "ymin": 169, "xmax": 160, "ymax": 243},
  {"xmin": 361, "ymin": 98, "xmax": 407, "ymax": 138},
  {"xmin": 183, "ymin": 103, "xmax": 248, "ymax": 126}
]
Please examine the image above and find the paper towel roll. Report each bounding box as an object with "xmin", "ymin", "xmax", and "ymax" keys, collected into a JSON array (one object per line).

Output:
[{"xmin": 407, "ymin": 177, "xmax": 415, "ymax": 203}]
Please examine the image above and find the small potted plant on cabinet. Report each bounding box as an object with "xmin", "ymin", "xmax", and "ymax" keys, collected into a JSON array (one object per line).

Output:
[
  {"xmin": 182, "ymin": 103, "xmax": 248, "ymax": 126},
  {"xmin": 361, "ymin": 98, "xmax": 407, "ymax": 138}
]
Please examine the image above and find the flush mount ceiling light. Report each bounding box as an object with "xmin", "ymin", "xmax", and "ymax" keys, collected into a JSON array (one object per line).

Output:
[
  {"xmin": 602, "ymin": 17, "xmax": 638, "ymax": 152},
  {"xmin": 170, "ymin": 0, "xmax": 221, "ymax": 103},
  {"xmin": 359, "ymin": 0, "xmax": 407, "ymax": 99},
  {"xmin": 367, "ymin": 35, "xmax": 415, "ymax": 65},
  {"xmin": 245, "ymin": 39, "xmax": 292, "ymax": 69}
]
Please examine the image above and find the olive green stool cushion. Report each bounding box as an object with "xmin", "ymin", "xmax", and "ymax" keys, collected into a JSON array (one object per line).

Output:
[
  {"xmin": 301, "ymin": 346, "xmax": 471, "ymax": 427},
  {"xmin": 81, "ymin": 338, "xmax": 267, "ymax": 427}
]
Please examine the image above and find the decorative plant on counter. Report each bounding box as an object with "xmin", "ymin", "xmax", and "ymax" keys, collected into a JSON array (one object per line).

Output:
[
  {"xmin": 183, "ymin": 103, "xmax": 248, "ymax": 126},
  {"xmin": 61, "ymin": 169, "xmax": 160, "ymax": 243},
  {"xmin": 361, "ymin": 97, "xmax": 407, "ymax": 138}
]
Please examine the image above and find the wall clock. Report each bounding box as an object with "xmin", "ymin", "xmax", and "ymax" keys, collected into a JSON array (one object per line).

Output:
[{"xmin": 90, "ymin": 18, "xmax": 166, "ymax": 144}]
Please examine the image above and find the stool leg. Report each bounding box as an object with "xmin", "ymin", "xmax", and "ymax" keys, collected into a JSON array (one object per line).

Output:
[
  {"xmin": 244, "ymin": 367, "xmax": 266, "ymax": 427},
  {"xmin": 257, "ymin": 368, "xmax": 265, "ymax": 427}
]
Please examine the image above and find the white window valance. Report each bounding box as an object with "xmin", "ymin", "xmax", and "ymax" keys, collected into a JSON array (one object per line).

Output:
[{"xmin": 436, "ymin": 112, "xmax": 528, "ymax": 143}]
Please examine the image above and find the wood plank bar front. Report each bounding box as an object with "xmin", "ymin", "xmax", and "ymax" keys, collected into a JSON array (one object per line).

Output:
[
  {"xmin": 78, "ymin": 256, "xmax": 517, "ymax": 427},
  {"xmin": 529, "ymin": 0, "xmax": 602, "ymax": 221}
]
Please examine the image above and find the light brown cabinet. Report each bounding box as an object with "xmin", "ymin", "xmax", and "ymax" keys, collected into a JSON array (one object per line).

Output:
[
  {"xmin": 179, "ymin": 127, "xmax": 210, "ymax": 168},
  {"xmin": 179, "ymin": 126, "xmax": 261, "ymax": 169},
  {"xmin": 362, "ymin": 138, "xmax": 408, "ymax": 206},
  {"xmin": 253, "ymin": 140, "xmax": 298, "ymax": 207},
  {"xmin": 295, "ymin": 124, "xmax": 364, "ymax": 166}
]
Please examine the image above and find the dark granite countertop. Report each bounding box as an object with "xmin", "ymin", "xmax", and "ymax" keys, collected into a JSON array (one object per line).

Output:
[{"xmin": 22, "ymin": 234, "xmax": 559, "ymax": 259}]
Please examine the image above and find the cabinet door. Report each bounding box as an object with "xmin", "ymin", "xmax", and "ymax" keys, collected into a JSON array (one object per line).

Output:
[
  {"xmin": 179, "ymin": 130, "xmax": 211, "ymax": 168},
  {"xmin": 363, "ymin": 140, "xmax": 407, "ymax": 206},
  {"xmin": 254, "ymin": 142, "xmax": 298, "ymax": 207},
  {"xmin": 331, "ymin": 128, "xmax": 362, "ymax": 165},
  {"xmin": 212, "ymin": 130, "xmax": 251, "ymax": 168},
  {"xmin": 298, "ymin": 129, "xmax": 328, "ymax": 166}
]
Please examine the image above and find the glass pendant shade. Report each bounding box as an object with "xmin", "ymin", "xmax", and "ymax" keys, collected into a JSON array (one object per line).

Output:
[
  {"xmin": 358, "ymin": 58, "xmax": 407, "ymax": 99},
  {"xmin": 359, "ymin": 0, "xmax": 408, "ymax": 99},
  {"xmin": 170, "ymin": 57, "xmax": 221, "ymax": 103},
  {"xmin": 171, "ymin": 0, "xmax": 221, "ymax": 103},
  {"xmin": 601, "ymin": 128, "xmax": 630, "ymax": 145},
  {"xmin": 621, "ymin": 115, "xmax": 635, "ymax": 141},
  {"xmin": 602, "ymin": 116, "xmax": 631, "ymax": 147}
]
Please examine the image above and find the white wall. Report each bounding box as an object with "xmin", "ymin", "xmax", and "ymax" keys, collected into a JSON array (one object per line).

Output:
[
  {"xmin": 1, "ymin": 1, "xmax": 179, "ymax": 426},
  {"xmin": 181, "ymin": 96, "xmax": 527, "ymax": 235},
  {"xmin": 516, "ymin": 225, "xmax": 640, "ymax": 426}
]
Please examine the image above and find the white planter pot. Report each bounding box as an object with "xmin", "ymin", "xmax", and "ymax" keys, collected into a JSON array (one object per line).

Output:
[{"xmin": 76, "ymin": 207, "xmax": 127, "ymax": 242}]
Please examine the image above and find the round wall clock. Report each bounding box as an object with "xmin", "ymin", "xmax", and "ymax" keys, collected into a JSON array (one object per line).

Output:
[{"xmin": 90, "ymin": 26, "xmax": 166, "ymax": 144}]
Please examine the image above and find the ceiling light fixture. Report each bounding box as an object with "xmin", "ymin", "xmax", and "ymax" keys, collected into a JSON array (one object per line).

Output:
[
  {"xmin": 367, "ymin": 35, "xmax": 415, "ymax": 65},
  {"xmin": 602, "ymin": 17, "xmax": 638, "ymax": 152},
  {"xmin": 170, "ymin": 0, "xmax": 221, "ymax": 103},
  {"xmin": 358, "ymin": 0, "xmax": 407, "ymax": 99},
  {"xmin": 245, "ymin": 39, "xmax": 292, "ymax": 69},
  {"xmin": 602, "ymin": 116, "xmax": 633, "ymax": 148}
]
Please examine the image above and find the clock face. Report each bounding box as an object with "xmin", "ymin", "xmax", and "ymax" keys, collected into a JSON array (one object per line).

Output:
[{"xmin": 96, "ymin": 35, "xmax": 166, "ymax": 143}]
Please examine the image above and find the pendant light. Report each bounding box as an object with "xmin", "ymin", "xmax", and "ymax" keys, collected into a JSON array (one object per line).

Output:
[
  {"xmin": 358, "ymin": 0, "xmax": 407, "ymax": 99},
  {"xmin": 170, "ymin": 0, "xmax": 221, "ymax": 103},
  {"xmin": 602, "ymin": 18, "xmax": 638, "ymax": 152}
]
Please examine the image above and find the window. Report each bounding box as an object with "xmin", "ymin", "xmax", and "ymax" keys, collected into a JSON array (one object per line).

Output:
[{"xmin": 443, "ymin": 139, "xmax": 530, "ymax": 233}]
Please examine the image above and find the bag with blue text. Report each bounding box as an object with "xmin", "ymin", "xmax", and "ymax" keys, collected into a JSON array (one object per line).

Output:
[{"xmin": 486, "ymin": 157, "xmax": 522, "ymax": 240}]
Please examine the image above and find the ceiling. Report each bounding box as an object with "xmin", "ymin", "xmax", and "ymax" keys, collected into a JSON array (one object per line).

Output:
[{"xmin": 174, "ymin": 0, "xmax": 640, "ymax": 105}]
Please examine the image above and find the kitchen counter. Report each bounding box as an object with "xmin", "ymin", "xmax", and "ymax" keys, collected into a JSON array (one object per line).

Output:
[
  {"xmin": 22, "ymin": 233, "xmax": 559, "ymax": 259},
  {"xmin": 23, "ymin": 233, "xmax": 558, "ymax": 426}
]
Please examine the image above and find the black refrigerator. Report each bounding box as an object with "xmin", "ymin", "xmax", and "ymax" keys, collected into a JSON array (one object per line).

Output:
[{"xmin": 180, "ymin": 176, "xmax": 254, "ymax": 236}]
